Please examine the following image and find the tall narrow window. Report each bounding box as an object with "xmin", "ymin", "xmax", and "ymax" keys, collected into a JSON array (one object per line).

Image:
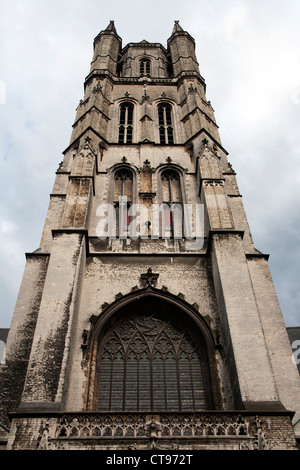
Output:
[
  {"xmin": 97, "ymin": 313, "xmax": 210, "ymax": 412},
  {"xmin": 161, "ymin": 170, "xmax": 182, "ymax": 238},
  {"xmin": 114, "ymin": 169, "xmax": 133, "ymax": 236},
  {"xmin": 118, "ymin": 103, "xmax": 133, "ymax": 144},
  {"xmin": 158, "ymin": 103, "xmax": 174, "ymax": 144},
  {"xmin": 140, "ymin": 59, "xmax": 151, "ymax": 76}
]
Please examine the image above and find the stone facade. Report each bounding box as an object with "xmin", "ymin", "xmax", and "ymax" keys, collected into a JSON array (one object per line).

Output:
[{"xmin": 1, "ymin": 21, "xmax": 300, "ymax": 451}]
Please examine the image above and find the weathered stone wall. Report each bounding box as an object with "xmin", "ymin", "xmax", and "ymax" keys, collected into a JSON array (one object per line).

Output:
[
  {"xmin": 63, "ymin": 254, "xmax": 233, "ymax": 412},
  {"xmin": 247, "ymin": 256, "xmax": 300, "ymax": 422},
  {"xmin": 19, "ymin": 233, "xmax": 86, "ymax": 408},
  {"xmin": 0, "ymin": 255, "xmax": 49, "ymax": 426},
  {"xmin": 6, "ymin": 412, "xmax": 298, "ymax": 450}
]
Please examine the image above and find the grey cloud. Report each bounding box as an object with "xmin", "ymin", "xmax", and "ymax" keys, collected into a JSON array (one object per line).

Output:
[{"xmin": 0, "ymin": 0, "xmax": 299, "ymax": 327}]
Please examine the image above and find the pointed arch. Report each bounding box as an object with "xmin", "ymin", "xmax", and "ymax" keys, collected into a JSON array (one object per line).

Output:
[
  {"xmin": 85, "ymin": 287, "xmax": 221, "ymax": 411},
  {"xmin": 156, "ymin": 164, "xmax": 187, "ymax": 239},
  {"xmin": 118, "ymin": 101, "xmax": 134, "ymax": 144},
  {"xmin": 158, "ymin": 102, "xmax": 174, "ymax": 144}
]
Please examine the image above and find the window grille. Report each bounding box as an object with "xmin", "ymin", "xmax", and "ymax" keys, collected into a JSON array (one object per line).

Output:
[{"xmin": 97, "ymin": 313, "xmax": 210, "ymax": 412}]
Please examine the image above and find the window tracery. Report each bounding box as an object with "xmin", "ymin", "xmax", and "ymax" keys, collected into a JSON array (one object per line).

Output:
[
  {"xmin": 97, "ymin": 313, "xmax": 210, "ymax": 412},
  {"xmin": 114, "ymin": 168, "xmax": 133, "ymax": 235},
  {"xmin": 118, "ymin": 102, "xmax": 134, "ymax": 144},
  {"xmin": 160, "ymin": 169, "xmax": 182, "ymax": 237},
  {"xmin": 158, "ymin": 103, "xmax": 174, "ymax": 144},
  {"xmin": 140, "ymin": 58, "xmax": 151, "ymax": 76}
]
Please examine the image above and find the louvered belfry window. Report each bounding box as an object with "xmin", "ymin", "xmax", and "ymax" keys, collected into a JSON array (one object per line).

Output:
[
  {"xmin": 158, "ymin": 103, "xmax": 174, "ymax": 144},
  {"xmin": 114, "ymin": 169, "xmax": 133, "ymax": 236},
  {"xmin": 161, "ymin": 170, "xmax": 182, "ymax": 238},
  {"xmin": 97, "ymin": 313, "xmax": 209, "ymax": 412},
  {"xmin": 118, "ymin": 102, "xmax": 133, "ymax": 144}
]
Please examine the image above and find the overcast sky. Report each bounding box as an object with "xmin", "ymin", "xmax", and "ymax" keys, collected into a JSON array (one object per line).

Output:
[{"xmin": 0, "ymin": 0, "xmax": 300, "ymax": 328}]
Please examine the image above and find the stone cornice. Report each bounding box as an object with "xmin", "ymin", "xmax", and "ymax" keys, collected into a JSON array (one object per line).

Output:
[
  {"xmin": 167, "ymin": 29, "xmax": 196, "ymax": 46},
  {"xmin": 121, "ymin": 41, "xmax": 168, "ymax": 55},
  {"xmin": 84, "ymin": 69, "xmax": 206, "ymax": 90}
]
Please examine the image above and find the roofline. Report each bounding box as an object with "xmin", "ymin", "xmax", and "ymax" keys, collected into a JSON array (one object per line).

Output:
[{"xmin": 121, "ymin": 41, "xmax": 168, "ymax": 56}]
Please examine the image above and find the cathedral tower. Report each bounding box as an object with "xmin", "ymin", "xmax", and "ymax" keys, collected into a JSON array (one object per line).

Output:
[{"xmin": 1, "ymin": 21, "xmax": 300, "ymax": 451}]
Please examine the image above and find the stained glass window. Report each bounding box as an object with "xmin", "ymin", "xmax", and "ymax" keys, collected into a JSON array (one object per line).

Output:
[{"xmin": 97, "ymin": 313, "xmax": 209, "ymax": 412}]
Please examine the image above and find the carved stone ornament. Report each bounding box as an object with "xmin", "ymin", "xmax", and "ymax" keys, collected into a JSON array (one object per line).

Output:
[
  {"xmin": 140, "ymin": 267, "xmax": 159, "ymax": 286},
  {"xmin": 204, "ymin": 180, "xmax": 224, "ymax": 187},
  {"xmin": 92, "ymin": 80, "xmax": 102, "ymax": 94}
]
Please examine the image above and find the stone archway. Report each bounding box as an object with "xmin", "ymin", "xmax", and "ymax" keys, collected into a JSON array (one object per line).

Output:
[{"xmin": 85, "ymin": 287, "xmax": 221, "ymax": 411}]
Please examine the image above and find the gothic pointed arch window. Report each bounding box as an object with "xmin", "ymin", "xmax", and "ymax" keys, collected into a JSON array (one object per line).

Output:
[
  {"xmin": 114, "ymin": 168, "xmax": 133, "ymax": 236},
  {"xmin": 118, "ymin": 102, "xmax": 134, "ymax": 144},
  {"xmin": 158, "ymin": 103, "xmax": 174, "ymax": 144},
  {"xmin": 97, "ymin": 311, "xmax": 212, "ymax": 412},
  {"xmin": 161, "ymin": 169, "xmax": 182, "ymax": 238}
]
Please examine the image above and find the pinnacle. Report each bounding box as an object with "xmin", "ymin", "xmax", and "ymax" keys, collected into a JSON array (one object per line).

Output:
[
  {"xmin": 105, "ymin": 20, "xmax": 117, "ymax": 33},
  {"xmin": 172, "ymin": 20, "xmax": 184, "ymax": 33}
]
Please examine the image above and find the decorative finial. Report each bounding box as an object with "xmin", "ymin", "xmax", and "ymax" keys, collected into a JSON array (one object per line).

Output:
[
  {"xmin": 105, "ymin": 20, "xmax": 117, "ymax": 33},
  {"xmin": 172, "ymin": 20, "xmax": 184, "ymax": 33}
]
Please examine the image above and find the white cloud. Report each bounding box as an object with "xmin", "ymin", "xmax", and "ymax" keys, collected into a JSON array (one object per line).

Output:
[{"xmin": 0, "ymin": 221, "xmax": 17, "ymax": 234}]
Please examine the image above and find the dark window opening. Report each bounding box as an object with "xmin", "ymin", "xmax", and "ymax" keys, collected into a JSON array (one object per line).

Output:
[
  {"xmin": 161, "ymin": 170, "xmax": 182, "ymax": 237},
  {"xmin": 118, "ymin": 103, "xmax": 133, "ymax": 144},
  {"xmin": 158, "ymin": 104, "xmax": 174, "ymax": 144},
  {"xmin": 114, "ymin": 169, "xmax": 133, "ymax": 236},
  {"xmin": 117, "ymin": 61, "xmax": 123, "ymax": 77},
  {"xmin": 140, "ymin": 59, "xmax": 151, "ymax": 76}
]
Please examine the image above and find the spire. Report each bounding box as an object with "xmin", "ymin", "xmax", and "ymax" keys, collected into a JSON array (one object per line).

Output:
[
  {"xmin": 172, "ymin": 20, "xmax": 184, "ymax": 34},
  {"xmin": 105, "ymin": 20, "xmax": 117, "ymax": 34},
  {"xmin": 168, "ymin": 20, "xmax": 195, "ymax": 43},
  {"xmin": 94, "ymin": 19, "xmax": 120, "ymax": 45}
]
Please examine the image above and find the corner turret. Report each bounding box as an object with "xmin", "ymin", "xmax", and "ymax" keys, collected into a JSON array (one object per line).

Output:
[
  {"xmin": 90, "ymin": 21, "xmax": 122, "ymax": 76},
  {"xmin": 167, "ymin": 20, "xmax": 200, "ymax": 77}
]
